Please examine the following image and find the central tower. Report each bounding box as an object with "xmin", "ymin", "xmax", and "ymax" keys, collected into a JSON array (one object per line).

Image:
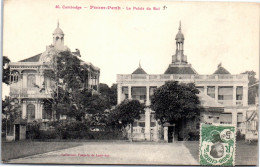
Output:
[
  {"xmin": 53, "ymin": 21, "xmax": 64, "ymax": 51},
  {"xmin": 172, "ymin": 21, "xmax": 187, "ymax": 65},
  {"xmin": 164, "ymin": 21, "xmax": 197, "ymax": 74}
]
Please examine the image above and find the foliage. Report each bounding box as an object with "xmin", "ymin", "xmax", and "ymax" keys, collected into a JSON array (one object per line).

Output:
[
  {"xmin": 27, "ymin": 121, "xmax": 41, "ymax": 139},
  {"xmin": 151, "ymin": 81, "xmax": 201, "ymax": 125},
  {"xmin": 2, "ymin": 56, "xmax": 10, "ymax": 85},
  {"xmin": 107, "ymin": 99, "xmax": 145, "ymax": 129},
  {"xmin": 99, "ymin": 83, "xmax": 117, "ymax": 106},
  {"xmin": 42, "ymin": 51, "xmax": 110, "ymax": 121},
  {"xmin": 241, "ymin": 70, "xmax": 257, "ymax": 86},
  {"xmin": 241, "ymin": 70, "xmax": 258, "ymax": 104},
  {"xmin": 2, "ymin": 96, "xmax": 21, "ymax": 134}
]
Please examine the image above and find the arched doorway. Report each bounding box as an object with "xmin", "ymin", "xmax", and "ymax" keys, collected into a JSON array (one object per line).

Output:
[{"xmin": 27, "ymin": 104, "xmax": 35, "ymax": 121}]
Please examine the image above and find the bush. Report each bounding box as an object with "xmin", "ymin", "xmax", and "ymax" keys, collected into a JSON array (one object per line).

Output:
[
  {"xmin": 38, "ymin": 130, "xmax": 59, "ymax": 139},
  {"xmin": 236, "ymin": 130, "xmax": 245, "ymax": 141},
  {"xmin": 188, "ymin": 131, "xmax": 200, "ymax": 141}
]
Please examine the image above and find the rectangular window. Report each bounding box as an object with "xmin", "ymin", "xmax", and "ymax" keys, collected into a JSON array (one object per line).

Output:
[
  {"xmin": 150, "ymin": 122, "xmax": 156, "ymax": 127},
  {"xmin": 196, "ymin": 87, "xmax": 204, "ymax": 93},
  {"xmin": 149, "ymin": 87, "xmax": 157, "ymax": 98},
  {"xmin": 139, "ymin": 122, "xmax": 145, "ymax": 127},
  {"xmin": 132, "ymin": 87, "xmax": 146, "ymax": 101},
  {"xmin": 207, "ymin": 86, "xmax": 215, "ymax": 98},
  {"xmin": 122, "ymin": 87, "xmax": 129, "ymax": 99},
  {"xmin": 236, "ymin": 86, "xmax": 243, "ymax": 100},
  {"xmin": 218, "ymin": 87, "xmax": 233, "ymax": 100}
]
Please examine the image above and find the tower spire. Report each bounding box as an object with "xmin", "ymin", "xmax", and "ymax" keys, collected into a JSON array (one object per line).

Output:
[
  {"xmin": 57, "ymin": 20, "xmax": 60, "ymax": 28},
  {"xmin": 139, "ymin": 60, "xmax": 141, "ymax": 68},
  {"xmin": 179, "ymin": 20, "xmax": 181, "ymax": 31}
]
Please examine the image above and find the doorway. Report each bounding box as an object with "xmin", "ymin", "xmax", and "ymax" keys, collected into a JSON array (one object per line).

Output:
[
  {"xmin": 15, "ymin": 124, "xmax": 20, "ymax": 141},
  {"xmin": 168, "ymin": 126, "xmax": 175, "ymax": 143}
]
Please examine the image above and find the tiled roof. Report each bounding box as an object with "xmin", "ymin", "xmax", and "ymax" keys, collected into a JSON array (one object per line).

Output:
[
  {"xmin": 164, "ymin": 66, "xmax": 196, "ymax": 74},
  {"xmin": 19, "ymin": 53, "xmax": 41, "ymax": 62},
  {"xmin": 213, "ymin": 66, "xmax": 230, "ymax": 74},
  {"xmin": 132, "ymin": 67, "xmax": 147, "ymax": 74},
  {"xmin": 198, "ymin": 92, "xmax": 224, "ymax": 112}
]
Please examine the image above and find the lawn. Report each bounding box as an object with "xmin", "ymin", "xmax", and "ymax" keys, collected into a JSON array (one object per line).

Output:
[
  {"xmin": 183, "ymin": 140, "xmax": 258, "ymax": 166},
  {"xmin": 2, "ymin": 140, "xmax": 83, "ymax": 162}
]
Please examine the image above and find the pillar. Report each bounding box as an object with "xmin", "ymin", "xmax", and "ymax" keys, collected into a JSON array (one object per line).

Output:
[
  {"xmin": 215, "ymin": 85, "xmax": 218, "ymax": 102},
  {"xmin": 22, "ymin": 103, "xmax": 26, "ymax": 119},
  {"xmin": 128, "ymin": 85, "xmax": 132, "ymax": 100},
  {"xmin": 145, "ymin": 108, "xmax": 151, "ymax": 141},
  {"xmin": 232, "ymin": 108, "xmax": 237, "ymax": 127},
  {"xmin": 97, "ymin": 75, "xmax": 100, "ymax": 92},
  {"xmin": 204, "ymin": 86, "xmax": 207, "ymax": 95},
  {"xmin": 154, "ymin": 120, "xmax": 159, "ymax": 141},
  {"xmin": 117, "ymin": 84, "xmax": 122, "ymax": 105},
  {"xmin": 164, "ymin": 127, "xmax": 168, "ymax": 142},
  {"xmin": 243, "ymin": 86, "xmax": 248, "ymax": 106},
  {"xmin": 233, "ymin": 86, "xmax": 237, "ymax": 106},
  {"xmin": 146, "ymin": 86, "xmax": 150, "ymax": 106}
]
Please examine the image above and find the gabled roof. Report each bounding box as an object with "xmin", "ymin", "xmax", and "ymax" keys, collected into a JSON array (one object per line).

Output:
[
  {"xmin": 164, "ymin": 66, "xmax": 196, "ymax": 74},
  {"xmin": 132, "ymin": 67, "xmax": 147, "ymax": 74},
  {"xmin": 213, "ymin": 64, "xmax": 230, "ymax": 74},
  {"xmin": 19, "ymin": 53, "xmax": 41, "ymax": 62}
]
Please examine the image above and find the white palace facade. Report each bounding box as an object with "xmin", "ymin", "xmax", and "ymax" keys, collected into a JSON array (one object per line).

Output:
[
  {"xmin": 9, "ymin": 23, "xmax": 100, "ymax": 124},
  {"xmin": 116, "ymin": 23, "xmax": 249, "ymax": 142}
]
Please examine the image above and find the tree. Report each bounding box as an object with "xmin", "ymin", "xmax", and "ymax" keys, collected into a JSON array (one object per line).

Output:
[
  {"xmin": 2, "ymin": 56, "xmax": 10, "ymax": 85},
  {"xmin": 99, "ymin": 83, "xmax": 117, "ymax": 106},
  {"xmin": 241, "ymin": 70, "xmax": 258, "ymax": 104},
  {"xmin": 2, "ymin": 96, "xmax": 21, "ymax": 135},
  {"xmin": 150, "ymin": 81, "xmax": 201, "ymax": 134},
  {"xmin": 44, "ymin": 51, "xmax": 111, "ymax": 122},
  {"xmin": 107, "ymin": 99, "xmax": 145, "ymax": 141},
  {"xmin": 241, "ymin": 70, "xmax": 257, "ymax": 86}
]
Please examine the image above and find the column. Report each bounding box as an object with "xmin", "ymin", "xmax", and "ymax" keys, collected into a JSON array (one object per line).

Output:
[
  {"xmin": 128, "ymin": 85, "xmax": 132, "ymax": 99},
  {"xmin": 232, "ymin": 108, "xmax": 237, "ymax": 127},
  {"xmin": 243, "ymin": 86, "xmax": 248, "ymax": 106},
  {"xmin": 154, "ymin": 120, "xmax": 159, "ymax": 141},
  {"xmin": 117, "ymin": 84, "xmax": 122, "ymax": 105},
  {"xmin": 88, "ymin": 73, "xmax": 91, "ymax": 89},
  {"xmin": 146, "ymin": 86, "xmax": 150, "ymax": 106},
  {"xmin": 22, "ymin": 103, "xmax": 26, "ymax": 119},
  {"xmin": 215, "ymin": 86, "xmax": 218, "ymax": 102},
  {"xmin": 204, "ymin": 86, "xmax": 207, "ymax": 95},
  {"xmin": 233, "ymin": 86, "xmax": 237, "ymax": 106},
  {"xmin": 164, "ymin": 127, "xmax": 168, "ymax": 142},
  {"xmin": 145, "ymin": 108, "xmax": 151, "ymax": 141},
  {"xmin": 23, "ymin": 73, "xmax": 27, "ymax": 88},
  {"xmin": 97, "ymin": 75, "xmax": 100, "ymax": 92}
]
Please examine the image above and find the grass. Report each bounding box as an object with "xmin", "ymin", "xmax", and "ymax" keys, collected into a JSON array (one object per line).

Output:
[
  {"xmin": 2, "ymin": 140, "xmax": 83, "ymax": 162},
  {"xmin": 183, "ymin": 140, "xmax": 258, "ymax": 166}
]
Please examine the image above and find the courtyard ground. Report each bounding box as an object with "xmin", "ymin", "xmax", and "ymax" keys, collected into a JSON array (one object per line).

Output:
[{"xmin": 2, "ymin": 140, "xmax": 258, "ymax": 165}]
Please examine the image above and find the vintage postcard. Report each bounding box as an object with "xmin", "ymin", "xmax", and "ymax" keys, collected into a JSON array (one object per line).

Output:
[{"xmin": 1, "ymin": 0, "xmax": 259, "ymax": 165}]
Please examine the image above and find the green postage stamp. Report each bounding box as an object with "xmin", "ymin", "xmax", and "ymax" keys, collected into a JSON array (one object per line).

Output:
[{"xmin": 199, "ymin": 123, "xmax": 236, "ymax": 166}]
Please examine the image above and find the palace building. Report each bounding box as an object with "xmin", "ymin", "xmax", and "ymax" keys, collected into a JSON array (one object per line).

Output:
[
  {"xmin": 116, "ymin": 22, "xmax": 249, "ymax": 142},
  {"xmin": 9, "ymin": 22, "xmax": 100, "ymax": 136}
]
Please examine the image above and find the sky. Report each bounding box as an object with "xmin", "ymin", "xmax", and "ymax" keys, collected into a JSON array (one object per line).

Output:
[{"xmin": 2, "ymin": 0, "xmax": 259, "ymax": 96}]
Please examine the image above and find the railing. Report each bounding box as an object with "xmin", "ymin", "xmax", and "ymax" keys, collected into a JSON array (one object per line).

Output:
[
  {"xmin": 117, "ymin": 74, "xmax": 248, "ymax": 82},
  {"xmin": 10, "ymin": 88, "xmax": 52, "ymax": 98}
]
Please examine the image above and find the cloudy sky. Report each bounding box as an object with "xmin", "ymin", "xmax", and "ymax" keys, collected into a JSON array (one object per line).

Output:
[{"xmin": 2, "ymin": 0, "xmax": 259, "ymax": 96}]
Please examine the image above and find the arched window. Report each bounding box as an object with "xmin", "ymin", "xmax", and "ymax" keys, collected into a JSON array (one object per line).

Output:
[
  {"xmin": 27, "ymin": 104, "xmax": 35, "ymax": 121},
  {"xmin": 27, "ymin": 74, "xmax": 36, "ymax": 88},
  {"xmin": 10, "ymin": 71, "xmax": 19, "ymax": 83}
]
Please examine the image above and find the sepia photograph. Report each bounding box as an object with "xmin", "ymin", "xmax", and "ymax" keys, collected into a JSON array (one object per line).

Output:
[{"xmin": 1, "ymin": 0, "xmax": 259, "ymax": 165}]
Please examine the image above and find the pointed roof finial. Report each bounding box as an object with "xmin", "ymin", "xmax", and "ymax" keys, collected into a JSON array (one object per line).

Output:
[
  {"xmin": 57, "ymin": 20, "xmax": 59, "ymax": 28},
  {"xmin": 218, "ymin": 62, "xmax": 222, "ymax": 68},
  {"xmin": 139, "ymin": 60, "xmax": 141, "ymax": 68},
  {"xmin": 179, "ymin": 20, "xmax": 181, "ymax": 31}
]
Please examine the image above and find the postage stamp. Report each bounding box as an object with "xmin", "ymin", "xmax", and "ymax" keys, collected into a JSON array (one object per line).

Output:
[{"xmin": 199, "ymin": 123, "xmax": 236, "ymax": 166}]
